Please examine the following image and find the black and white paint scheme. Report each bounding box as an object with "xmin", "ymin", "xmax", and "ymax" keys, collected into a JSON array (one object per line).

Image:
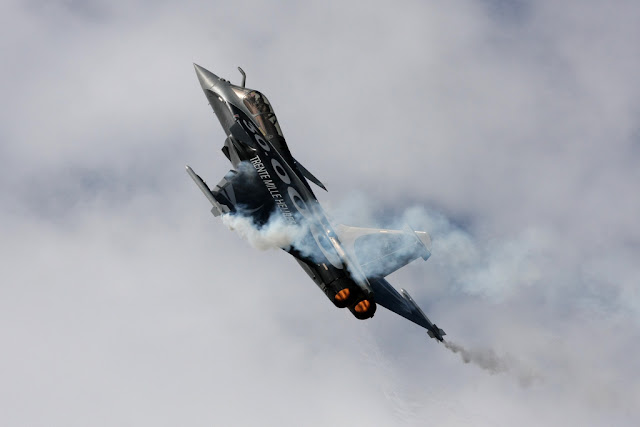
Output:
[
  {"xmin": 4, "ymin": 1, "xmax": 640, "ymax": 425},
  {"xmin": 188, "ymin": 64, "xmax": 446, "ymax": 340}
]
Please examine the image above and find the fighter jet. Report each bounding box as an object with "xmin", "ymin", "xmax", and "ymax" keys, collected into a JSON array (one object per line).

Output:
[{"xmin": 187, "ymin": 64, "xmax": 446, "ymax": 342}]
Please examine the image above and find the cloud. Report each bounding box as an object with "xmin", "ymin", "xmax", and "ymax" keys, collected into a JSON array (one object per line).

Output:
[{"xmin": 2, "ymin": 0, "xmax": 640, "ymax": 426}]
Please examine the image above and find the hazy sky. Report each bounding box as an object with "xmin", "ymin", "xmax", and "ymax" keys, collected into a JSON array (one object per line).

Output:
[{"xmin": 2, "ymin": 1, "xmax": 639, "ymax": 425}]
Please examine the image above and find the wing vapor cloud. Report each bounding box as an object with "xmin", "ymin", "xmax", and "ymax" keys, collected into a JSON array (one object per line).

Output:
[{"xmin": 221, "ymin": 213, "xmax": 307, "ymax": 251}]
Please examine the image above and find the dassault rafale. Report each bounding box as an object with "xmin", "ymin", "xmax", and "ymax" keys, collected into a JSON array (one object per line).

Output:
[{"xmin": 187, "ymin": 64, "xmax": 446, "ymax": 342}]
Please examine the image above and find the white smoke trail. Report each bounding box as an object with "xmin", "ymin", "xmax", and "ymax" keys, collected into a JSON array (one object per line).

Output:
[
  {"xmin": 223, "ymin": 201, "xmax": 546, "ymax": 389},
  {"xmin": 221, "ymin": 214, "xmax": 307, "ymax": 251},
  {"xmin": 399, "ymin": 206, "xmax": 551, "ymax": 300},
  {"xmin": 443, "ymin": 340, "xmax": 541, "ymax": 387}
]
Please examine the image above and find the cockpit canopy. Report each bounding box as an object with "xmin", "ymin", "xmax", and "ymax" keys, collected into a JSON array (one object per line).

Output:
[{"xmin": 231, "ymin": 88, "xmax": 284, "ymax": 141}]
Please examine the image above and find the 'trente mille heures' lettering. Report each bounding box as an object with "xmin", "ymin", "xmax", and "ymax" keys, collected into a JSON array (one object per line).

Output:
[{"xmin": 249, "ymin": 155, "xmax": 296, "ymax": 224}]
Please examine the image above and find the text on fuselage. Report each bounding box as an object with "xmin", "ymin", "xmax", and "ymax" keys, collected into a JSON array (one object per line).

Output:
[{"xmin": 249, "ymin": 155, "xmax": 297, "ymax": 225}]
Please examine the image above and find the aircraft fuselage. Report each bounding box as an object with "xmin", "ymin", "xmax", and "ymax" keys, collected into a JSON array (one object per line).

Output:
[{"xmin": 192, "ymin": 64, "xmax": 377, "ymax": 319}]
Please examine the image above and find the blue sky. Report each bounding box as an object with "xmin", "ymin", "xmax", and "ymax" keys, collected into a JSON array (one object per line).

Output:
[{"xmin": 2, "ymin": 1, "xmax": 639, "ymax": 425}]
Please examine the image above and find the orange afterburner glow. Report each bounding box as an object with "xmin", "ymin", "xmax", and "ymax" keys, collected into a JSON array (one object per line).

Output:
[
  {"xmin": 354, "ymin": 300, "xmax": 371, "ymax": 313},
  {"xmin": 335, "ymin": 288, "xmax": 351, "ymax": 302}
]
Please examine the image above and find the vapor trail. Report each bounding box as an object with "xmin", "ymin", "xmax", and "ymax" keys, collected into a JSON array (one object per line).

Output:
[
  {"xmin": 221, "ymin": 214, "xmax": 306, "ymax": 251},
  {"xmin": 443, "ymin": 340, "xmax": 540, "ymax": 386},
  {"xmin": 224, "ymin": 204, "xmax": 545, "ymax": 389}
]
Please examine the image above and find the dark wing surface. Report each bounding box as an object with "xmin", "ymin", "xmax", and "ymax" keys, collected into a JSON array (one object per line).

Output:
[
  {"xmin": 186, "ymin": 164, "xmax": 275, "ymax": 225},
  {"xmin": 369, "ymin": 278, "xmax": 446, "ymax": 340}
]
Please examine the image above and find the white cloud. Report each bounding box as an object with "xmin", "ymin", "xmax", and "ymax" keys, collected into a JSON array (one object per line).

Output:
[{"xmin": 2, "ymin": 0, "xmax": 640, "ymax": 425}]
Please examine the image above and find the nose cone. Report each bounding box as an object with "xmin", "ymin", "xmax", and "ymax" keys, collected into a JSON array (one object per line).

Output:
[{"xmin": 193, "ymin": 63, "xmax": 220, "ymax": 91}]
